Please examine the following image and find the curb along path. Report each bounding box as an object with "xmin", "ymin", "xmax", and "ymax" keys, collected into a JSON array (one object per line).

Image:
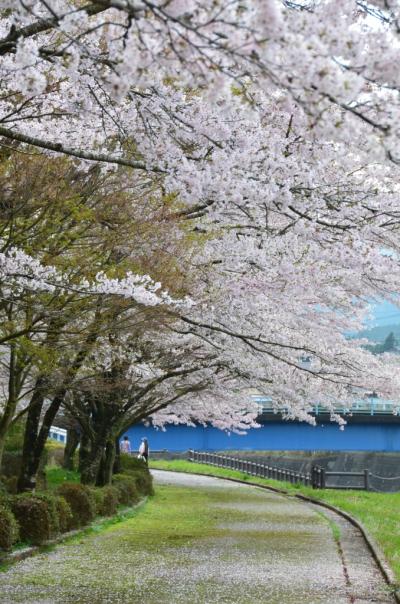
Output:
[{"xmin": 0, "ymin": 470, "xmax": 395, "ymax": 604}]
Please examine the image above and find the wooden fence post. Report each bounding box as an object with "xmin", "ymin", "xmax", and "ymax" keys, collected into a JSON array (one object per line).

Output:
[
  {"xmin": 311, "ymin": 465, "xmax": 317, "ymax": 489},
  {"xmin": 364, "ymin": 469, "xmax": 370, "ymax": 491},
  {"xmin": 320, "ymin": 468, "xmax": 326, "ymax": 489}
]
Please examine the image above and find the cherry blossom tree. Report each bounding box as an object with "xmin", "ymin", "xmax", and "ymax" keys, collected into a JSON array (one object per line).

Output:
[
  {"xmin": 0, "ymin": 152, "xmax": 194, "ymax": 485},
  {"xmin": 1, "ymin": 0, "xmax": 400, "ymax": 472}
]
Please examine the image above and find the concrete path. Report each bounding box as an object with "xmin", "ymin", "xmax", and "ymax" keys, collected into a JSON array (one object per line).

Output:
[
  {"xmin": 152, "ymin": 471, "xmax": 395, "ymax": 604},
  {"xmin": 0, "ymin": 470, "xmax": 395, "ymax": 604}
]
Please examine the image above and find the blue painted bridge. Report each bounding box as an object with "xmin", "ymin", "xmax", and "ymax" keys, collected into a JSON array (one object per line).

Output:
[{"xmin": 124, "ymin": 400, "xmax": 400, "ymax": 453}]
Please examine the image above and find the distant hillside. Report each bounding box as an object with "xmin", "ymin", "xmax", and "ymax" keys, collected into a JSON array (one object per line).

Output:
[{"xmin": 355, "ymin": 324, "xmax": 400, "ymax": 343}]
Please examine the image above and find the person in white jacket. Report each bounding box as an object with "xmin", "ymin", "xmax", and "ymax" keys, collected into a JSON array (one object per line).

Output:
[{"xmin": 138, "ymin": 437, "xmax": 149, "ymax": 464}]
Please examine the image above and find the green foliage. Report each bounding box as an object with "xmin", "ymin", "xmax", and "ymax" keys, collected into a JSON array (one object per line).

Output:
[
  {"xmin": 3, "ymin": 419, "xmax": 25, "ymax": 453},
  {"xmin": 55, "ymin": 496, "xmax": 72, "ymax": 533},
  {"xmin": 11, "ymin": 495, "xmax": 52, "ymax": 545},
  {"xmin": 32, "ymin": 493, "xmax": 61, "ymax": 538},
  {"xmin": 3, "ymin": 476, "xmax": 18, "ymax": 494},
  {"xmin": 112, "ymin": 474, "xmax": 140, "ymax": 506},
  {"xmin": 86, "ymin": 487, "xmax": 104, "ymax": 516},
  {"xmin": 0, "ymin": 465, "xmax": 147, "ymax": 555},
  {"xmin": 57, "ymin": 483, "xmax": 96, "ymax": 529},
  {"xmin": 0, "ymin": 503, "xmax": 19, "ymax": 551},
  {"xmin": 120, "ymin": 454, "xmax": 154, "ymax": 495},
  {"xmin": 46, "ymin": 467, "xmax": 80, "ymax": 490},
  {"xmin": 128, "ymin": 470, "xmax": 154, "ymax": 496},
  {"xmin": 0, "ymin": 452, "xmax": 21, "ymax": 479},
  {"xmin": 120, "ymin": 453, "xmax": 147, "ymax": 472},
  {"xmin": 100, "ymin": 486, "xmax": 119, "ymax": 516},
  {"xmin": 45, "ymin": 441, "xmax": 65, "ymax": 468}
]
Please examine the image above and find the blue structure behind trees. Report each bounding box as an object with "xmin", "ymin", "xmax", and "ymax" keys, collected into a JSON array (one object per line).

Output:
[{"xmin": 124, "ymin": 419, "xmax": 400, "ymax": 453}]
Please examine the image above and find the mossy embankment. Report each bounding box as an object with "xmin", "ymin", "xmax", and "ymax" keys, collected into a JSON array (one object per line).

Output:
[{"xmin": 150, "ymin": 459, "xmax": 400, "ymax": 584}]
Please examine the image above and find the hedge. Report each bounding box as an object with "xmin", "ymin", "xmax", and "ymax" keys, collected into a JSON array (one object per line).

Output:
[
  {"xmin": 0, "ymin": 502, "xmax": 19, "ymax": 551},
  {"xmin": 33, "ymin": 493, "xmax": 61, "ymax": 537},
  {"xmin": 112, "ymin": 473, "xmax": 140, "ymax": 506},
  {"xmin": 100, "ymin": 486, "xmax": 119, "ymax": 516},
  {"xmin": 86, "ymin": 486, "xmax": 104, "ymax": 516},
  {"xmin": 11, "ymin": 495, "xmax": 52, "ymax": 545},
  {"xmin": 57, "ymin": 483, "xmax": 96, "ymax": 530},
  {"xmin": 0, "ymin": 467, "xmax": 149, "ymax": 553},
  {"xmin": 55, "ymin": 495, "xmax": 72, "ymax": 533},
  {"xmin": 120, "ymin": 454, "xmax": 154, "ymax": 496}
]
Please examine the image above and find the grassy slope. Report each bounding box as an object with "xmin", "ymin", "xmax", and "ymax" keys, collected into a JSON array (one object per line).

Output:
[
  {"xmin": 46, "ymin": 467, "xmax": 80, "ymax": 490},
  {"xmin": 150, "ymin": 459, "xmax": 400, "ymax": 584}
]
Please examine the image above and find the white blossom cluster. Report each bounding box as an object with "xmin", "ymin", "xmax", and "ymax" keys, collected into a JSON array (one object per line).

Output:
[
  {"xmin": 1, "ymin": 1, "xmax": 400, "ymax": 428},
  {"xmin": 0, "ymin": 247, "xmax": 189, "ymax": 308}
]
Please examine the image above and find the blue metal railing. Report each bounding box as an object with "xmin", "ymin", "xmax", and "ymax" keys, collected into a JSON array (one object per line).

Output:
[{"xmin": 251, "ymin": 396, "xmax": 400, "ymax": 417}]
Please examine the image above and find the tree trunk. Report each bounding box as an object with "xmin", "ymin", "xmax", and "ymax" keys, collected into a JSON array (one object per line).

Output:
[
  {"xmin": 62, "ymin": 428, "xmax": 80, "ymax": 470},
  {"xmin": 96, "ymin": 439, "xmax": 116, "ymax": 486},
  {"xmin": 16, "ymin": 377, "xmax": 46, "ymax": 492},
  {"xmin": 78, "ymin": 432, "xmax": 90, "ymax": 474},
  {"xmin": 0, "ymin": 412, "xmax": 13, "ymax": 472},
  {"xmin": 0, "ymin": 342, "xmax": 17, "ymax": 470},
  {"xmin": 17, "ymin": 389, "xmax": 65, "ymax": 492},
  {"xmin": 17, "ymin": 329, "xmax": 99, "ymax": 492},
  {"xmin": 80, "ymin": 439, "xmax": 106, "ymax": 485},
  {"xmin": 113, "ymin": 437, "xmax": 121, "ymax": 475}
]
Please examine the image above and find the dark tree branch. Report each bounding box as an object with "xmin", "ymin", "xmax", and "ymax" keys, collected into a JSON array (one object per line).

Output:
[{"xmin": 0, "ymin": 126, "xmax": 165, "ymax": 173}]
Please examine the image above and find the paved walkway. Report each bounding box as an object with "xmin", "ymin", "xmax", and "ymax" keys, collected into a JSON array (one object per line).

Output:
[
  {"xmin": 152, "ymin": 471, "xmax": 394, "ymax": 604},
  {"xmin": 0, "ymin": 470, "xmax": 395, "ymax": 603}
]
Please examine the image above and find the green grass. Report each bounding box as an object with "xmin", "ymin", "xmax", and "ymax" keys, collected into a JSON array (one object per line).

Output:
[
  {"xmin": 150, "ymin": 459, "xmax": 400, "ymax": 584},
  {"xmin": 46, "ymin": 467, "xmax": 80, "ymax": 490}
]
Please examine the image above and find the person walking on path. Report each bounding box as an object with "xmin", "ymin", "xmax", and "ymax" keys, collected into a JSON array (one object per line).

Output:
[
  {"xmin": 138, "ymin": 437, "xmax": 149, "ymax": 463},
  {"xmin": 120, "ymin": 435, "xmax": 131, "ymax": 454}
]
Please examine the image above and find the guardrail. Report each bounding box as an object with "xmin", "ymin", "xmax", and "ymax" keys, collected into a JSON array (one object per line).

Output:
[
  {"xmin": 188, "ymin": 450, "xmax": 370, "ymax": 490},
  {"xmin": 252, "ymin": 396, "xmax": 399, "ymax": 417},
  {"xmin": 310, "ymin": 466, "xmax": 370, "ymax": 490}
]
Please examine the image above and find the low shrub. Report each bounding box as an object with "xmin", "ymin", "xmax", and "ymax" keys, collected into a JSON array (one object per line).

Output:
[
  {"xmin": 4, "ymin": 476, "xmax": 18, "ymax": 495},
  {"xmin": 0, "ymin": 452, "xmax": 21, "ymax": 479},
  {"xmin": 100, "ymin": 486, "xmax": 119, "ymax": 516},
  {"xmin": 33, "ymin": 493, "xmax": 61, "ymax": 537},
  {"xmin": 86, "ymin": 486, "xmax": 104, "ymax": 516},
  {"xmin": 0, "ymin": 479, "xmax": 7, "ymax": 497},
  {"xmin": 120, "ymin": 454, "xmax": 154, "ymax": 496},
  {"xmin": 129, "ymin": 470, "xmax": 154, "ymax": 496},
  {"xmin": 11, "ymin": 495, "xmax": 52, "ymax": 545},
  {"xmin": 120, "ymin": 454, "xmax": 147, "ymax": 473},
  {"xmin": 55, "ymin": 496, "xmax": 72, "ymax": 533},
  {"xmin": 112, "ymin": 474, "xmax": 139, "ymax": 506},
  {"xmin": 57, "ymin": 483, "xmax": 96, "ymax": 529},
  {"xmin": 0, "ymin": 502, "xmax": 19, "ymax": 551}
]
